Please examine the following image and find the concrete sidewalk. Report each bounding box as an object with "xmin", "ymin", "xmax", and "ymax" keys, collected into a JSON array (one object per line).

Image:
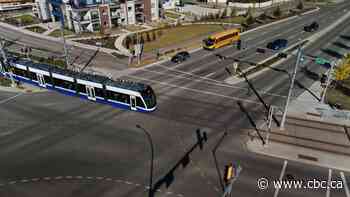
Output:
[{"xmin": 247, "ymin": 137, "xmax": 350, "ymax": 172}]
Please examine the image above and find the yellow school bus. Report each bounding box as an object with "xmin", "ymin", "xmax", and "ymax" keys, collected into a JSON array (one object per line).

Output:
[{"xmin": 203, "ymin": 28, "xmax": 240, "ymax": 50}]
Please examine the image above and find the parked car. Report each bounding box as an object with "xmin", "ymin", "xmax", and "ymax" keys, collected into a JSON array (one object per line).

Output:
[
  {"xmin": 304, "ymin": 22, "xmax": 319, "ymax": 32},
  {"xmin": 266, "ymin": 39, "xmax": 288, "ymax": 50},
  {"xmin": 171, "ymin": 51, "xmax": 190, "ymax": 63}
]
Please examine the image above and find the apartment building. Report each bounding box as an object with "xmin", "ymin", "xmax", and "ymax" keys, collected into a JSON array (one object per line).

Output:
[{"xmin": 33, "ymin": 0, "xmax": 163, "ymax": 33}]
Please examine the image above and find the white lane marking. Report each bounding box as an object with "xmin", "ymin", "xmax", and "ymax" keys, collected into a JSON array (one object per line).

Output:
[
  {"xmin": 204, "ymin": 72, "xmax": 216, "ymax": 78},
  {"xmin": 326, "ymin": 169, "xmax": 332, "ymax": 197},
  {"xmin": 126, "ymin": 75, "xmax": 260, "ymax": 105},
  {"xmin": 341, "ymin": 172, "xmax": 350, "ymax": 197},
  {"xmin": 273, "ymin": 160, "xmax": 288, "ymax": 197},
  {"xmin": 0, "ymin": 92, "xmax": 24, "ymax": 105}
]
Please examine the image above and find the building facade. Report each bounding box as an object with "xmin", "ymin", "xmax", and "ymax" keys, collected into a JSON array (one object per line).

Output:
[{"xmin": 33, "ymin": 0, "xmax": 162, "ymax": 33}]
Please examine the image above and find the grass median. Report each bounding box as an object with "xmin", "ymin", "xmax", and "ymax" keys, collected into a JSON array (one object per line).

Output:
[
  {"xmin": 142, "ymin": 24, "xmax": 225, "ymax": 53},
  {"xmin": 48, "ymin": 29, "xmax": 75, "ymax": 37}
]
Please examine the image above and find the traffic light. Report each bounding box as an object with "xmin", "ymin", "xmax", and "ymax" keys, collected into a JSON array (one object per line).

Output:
[
  {"xmin": 237, "ymin": 40, "xmax": 241, "ymax": 50},
  {"xmin": 223, "ymin": 164, "xmax": 234, "ymax": 183}
]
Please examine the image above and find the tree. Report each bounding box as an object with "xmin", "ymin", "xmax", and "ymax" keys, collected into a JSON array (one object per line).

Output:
[
  {"xmin": 246, "ymin": 7, "xmax": 254, "ymax": 17},
  {"xmin": 146, "ymin": 31, "xmax": 151, "ymax": 42},
  {"xmin": 273, "ymin": 6, "xmax": 282, "ymax": 17},
  {"xmin": 297, "ymin": 0, "xmax": 304, "ymax": 10},
  {"xmin": 132, "ymin": 34, "xmax": 137, "ymax": 45},
  {"xmin": 230, "ymin": 7, "xmax": 237, "ymax": 17},
  {"xmin": 157, "ymin": 29, "xmax": 163, "ymax": 37},
  {"xmin": 124, "ymin": 36, "xmax": 132, "ymax": 49},
  {"xmin": 221, "ymin": 7, "xmax": 228, "ymax": 19},
  {"xmin": 152, "ymin": 31, "xmax": 157, "ymax": 41},
  {"xmin": 246, "ymin": 15, "xmax": 255, "ymax": 25},
  {"xmin": 335, "ymin": 54, "xmax": 350, "ymax": 81},
  {"xmin": 260, "ymin": 11, "xmax": 268, "ymax": 20}
]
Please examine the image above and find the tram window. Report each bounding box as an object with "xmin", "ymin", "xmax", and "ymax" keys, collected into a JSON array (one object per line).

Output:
[
  {"xmin": 53, "ymin": 77, "xmax": 75, "ymax": 90},
  {"xmin": 27, "ymin": 71, "xmax": 36, "ymax": 80},
  {"xmin": 106, "ymin": 90, "xmax": 130, "ymax": 104},
  {"xmin": 44, "ymin": 75, "xmax": 51, "ymax": 84},
  {"xmin": 12, "ymin": 67, "xmax": 27, "ymax": 77},
  {"xmin": 95, "ymin": 87, "xmax": 104, "ymax": 97},
  {"xmin": 136, "ymin": 97, "xmax": 145, "ymax": 108},
  {"xmin": 77, "ymin": 83, "xmax": 86, "ymax": 93}
]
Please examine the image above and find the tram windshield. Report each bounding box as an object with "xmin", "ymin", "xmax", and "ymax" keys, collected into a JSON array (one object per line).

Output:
[{"xmin": 141, "ymin": 86, "xmax": 156, "ymax": 109}]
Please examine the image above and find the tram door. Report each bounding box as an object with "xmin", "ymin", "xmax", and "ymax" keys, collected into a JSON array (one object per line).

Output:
[
  {"xmin": 36, "ymin": 73, "xmax": 46, "ymax": 87},
  {"xmin": 86, "ymin": 86, "xmax": 96, "ymax": 101},
  {"xmin": 130, "ymin": 96, "xmax": 137, "ymax": 111}
]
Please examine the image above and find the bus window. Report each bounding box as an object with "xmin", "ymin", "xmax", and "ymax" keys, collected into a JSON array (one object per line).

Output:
[{"xmin": 203, "ymin": 38, "xmax": 215, "ymax": 47}]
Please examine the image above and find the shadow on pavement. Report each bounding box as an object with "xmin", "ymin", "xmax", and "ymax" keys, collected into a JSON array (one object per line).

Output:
[
  {"xmin": 301, "ymin": 66, "xmax": 320, "ymax": 81},
  {"xmin": 340, "ymin": 35, "xmax": 350, "ymax": 41},
  {"xmin": 333, "ymin": 41, "xmax": 350, "ymax": 50},
  {"xmin": 237, "ymin": 101, "xmax": 265, "ymax": 145},
  {"xmin": 295, "ymin": 80, "xmax": 321, "ymax": 102},
  {"xmin": 150, "ymin": 129, "xmax": 207, "ymax": 197},
  {"xmin": 321, "ymin": 48, "xmax": 344, "ymax": 59}
]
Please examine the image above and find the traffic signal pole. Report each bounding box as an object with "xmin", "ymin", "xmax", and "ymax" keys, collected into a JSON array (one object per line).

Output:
[
  {"xmin": 320, "ymin": 60, "xmax": 336, "ymax": 104},
  {"xmin": 280, "ymin": 44, "xmax": 303, "ymax": 130}
]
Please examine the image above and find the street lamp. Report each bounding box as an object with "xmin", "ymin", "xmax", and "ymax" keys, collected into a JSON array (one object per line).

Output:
[
  {"xmin": 280, "ymin": 43, "xmax": 303, "ymax": 130},
  {"xmin": 320, "ymin": 60, "xmax": 337, "ymax": 104},
  {"xmin": 136, "ymin": 124, "xmax": 154, "ymax": 197}
]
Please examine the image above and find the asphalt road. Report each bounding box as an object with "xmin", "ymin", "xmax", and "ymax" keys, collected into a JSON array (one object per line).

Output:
[{"xmin": 1, "ymin": 2, "xmax": 350, "ymax": 197}]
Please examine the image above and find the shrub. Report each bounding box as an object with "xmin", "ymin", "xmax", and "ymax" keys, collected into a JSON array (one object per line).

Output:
[
  {"xmin": 152, "ymin": 31, "xmax": 157, "ymax": 41},
  {"xmin": 297, "ymin": 0, "xmax": 304, "ymax": 10},
  {"xmin": 246, "ymin": 15, "xmax": 255, "ymax": 25},
  {"xmin": 273, "ymin": 6, "xmax": 282, "ymax": 17},
  {"xmin": 230, "ymin": 7, "xmax": 237, "ymax": 17},
  {"xmin": 335, "ymin": 54, "xmax": 350, "ymax": 81}
]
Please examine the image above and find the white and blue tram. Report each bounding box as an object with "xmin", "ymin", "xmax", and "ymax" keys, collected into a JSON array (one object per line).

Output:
[{"xmin": 0, "ymin": 58, "xmax": 157, "ymax": 112}]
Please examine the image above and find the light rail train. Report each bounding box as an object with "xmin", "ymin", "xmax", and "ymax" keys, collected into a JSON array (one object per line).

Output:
[{"xmin": 0, "ymin": 57, "xmax": 157, "ymax": 112}]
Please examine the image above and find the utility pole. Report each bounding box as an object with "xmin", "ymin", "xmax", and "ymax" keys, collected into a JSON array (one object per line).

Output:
[
  {"xmin": 320, "ymin": 60, "xmax": 337, "ymax": 104},
  {"xmin": 280, "ymin": 43, "xmax": 303, "ymax": 130},
  {"xmin": 266, "ymin": 105, "xmax": 274, "ymax": 146},
  {"xmin": 0, "ymin": 38, "xmax": 16, "ymax": 87}
]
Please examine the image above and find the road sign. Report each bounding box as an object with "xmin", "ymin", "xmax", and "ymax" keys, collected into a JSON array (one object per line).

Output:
[{"xmin": 315, "ymin": 57, "xmax": 330, "ymax": 65}]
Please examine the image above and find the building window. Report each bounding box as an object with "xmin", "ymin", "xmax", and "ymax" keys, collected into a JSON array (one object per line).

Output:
[{"xmin": 128, "ymin": 6, "xmax": 132, "ymax": 11}]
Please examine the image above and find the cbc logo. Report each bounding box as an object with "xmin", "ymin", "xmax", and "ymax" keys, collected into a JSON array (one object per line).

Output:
[{"xmin": 257, "ymin": 178, "xmax": 269, "ymax": 190}]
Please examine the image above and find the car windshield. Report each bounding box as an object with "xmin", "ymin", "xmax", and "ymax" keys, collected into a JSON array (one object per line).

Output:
[
  {"xmin": 141, "ymin": 86, "xmax": 156, "ymax": 109},
  {"xmin": 204, "ymin": 38, "xmax": 215, "ymax": 46}
]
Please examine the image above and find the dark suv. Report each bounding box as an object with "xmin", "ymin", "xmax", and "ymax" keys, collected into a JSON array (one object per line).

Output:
[
  {"xmin": 304, "ymin": 22, "xmax": 319, "ymax": 32},
  {"xmin": 266, "ymin": 39, "xmax": 288, "ymax": 50},
  {"xmin": 171, "ymin": 51, "xmax": 190, "ymax": 63}
]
